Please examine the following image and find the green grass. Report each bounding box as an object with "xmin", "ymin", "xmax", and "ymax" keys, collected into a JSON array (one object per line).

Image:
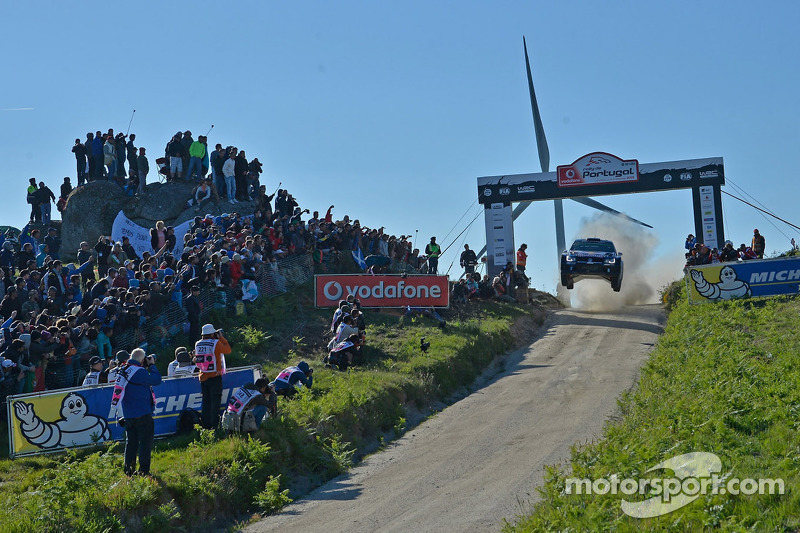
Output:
[
  {"xmin": 0, "ymin": 282, "xmax": 541, "ymax": 532},
  {"xmin": 506, "ymin": 283, "xmax": 800, "ymax": 532}
]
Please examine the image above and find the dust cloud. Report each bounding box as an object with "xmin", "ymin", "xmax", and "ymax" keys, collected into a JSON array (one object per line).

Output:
[{"xmin": 563, "ymin": 213, "xmax": 684, "ymax": 311}]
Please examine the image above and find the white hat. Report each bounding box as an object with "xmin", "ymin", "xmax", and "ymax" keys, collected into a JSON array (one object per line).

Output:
[{"xmin": 201, "ymin": 324, "xmax": 218, "ymax": 335}]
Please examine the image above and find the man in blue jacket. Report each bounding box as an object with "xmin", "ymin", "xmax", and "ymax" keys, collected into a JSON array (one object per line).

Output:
[{"xmin": 110, "ymin": 348, "xmax": 162, "ymax": 476}]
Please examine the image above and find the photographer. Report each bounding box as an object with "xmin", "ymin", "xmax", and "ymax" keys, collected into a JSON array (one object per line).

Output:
[
  {"xmin": 270, "ymin": 361, "xmax": 313, "ymax": 398},
  {"xmin": 194, "ymin": 323, "xmax": 232, "ymax": 429},
  {"xmin": 109, "ymin": 348, "xmax": 162, "ymax": 477}
]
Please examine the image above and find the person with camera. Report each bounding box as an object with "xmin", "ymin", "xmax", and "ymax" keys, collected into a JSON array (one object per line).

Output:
[
  {"xmin": 194, "ymin": 323, "xmax": 232, "ymax": 429},
  {"xmin": 270, "ymin": 361, "xmax": 313, "ymax": 398},
  {"xmin": 109, "ymin": 348, "xmax": 162, "ymax": 477}
]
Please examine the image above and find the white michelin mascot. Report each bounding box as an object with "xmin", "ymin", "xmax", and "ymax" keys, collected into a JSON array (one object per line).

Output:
[
  {"xmin": 690, "ymin": 265, "xmax": 751, "ymax": 301},
  {"xmin": 14, "ymin": 392, "xmax": 111, "ymax": 449}
]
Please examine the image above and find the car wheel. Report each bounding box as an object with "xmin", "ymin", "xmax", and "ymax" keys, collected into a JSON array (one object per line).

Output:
[{"xmin": 611, "ymin": 277, "xmax": 621, "ymax": 292}]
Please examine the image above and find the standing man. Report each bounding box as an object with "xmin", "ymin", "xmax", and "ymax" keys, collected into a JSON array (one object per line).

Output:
[
  {"xmin": 185, "ymin": 285, "xmax": 202, "ymax": 345},
  {"xmin": 126, "ymin": 134, "xmax": 138, "ymax": 182},
  {"xmin": 84, "ymin": 133, "xmax": 95, "ymax": 182},
  {"xmin": 72, "ymin": 138, "xmax": 88, "ymax": 186},
  {"xmin": 752, "ymin": 229, "xmax": 765, "ymax": 259},
  {"xmin": 516, "ymin": 243, "xmax": 528, "ymax": 275},
  {"xmin": 26, "ymin": 178, "xmax": 39, "ymax": 224},
  {"xmin": 110, "ymin": 348, "xmax": 162, "ymax": 477},
  {"xmin": 425, "ymin": 237, "xmax": 441, "ymax": 275},
  {"xmin": 92, "ymin": 131, "xmax": 104, "ymax": 179},
  {"xmin": 194, "ymin": 323, "xmax": 232, "ymax": 429},
  {"xmin": 186, "ymin": 135, "xmax": 206, "ymax": 181},
  {"xmin": 36, "ymin": 181, "xmax": 56, "ymax": 226},
  {"xmin": 460, "ymin": 244, "xmax": 477, "ymax": 277},
  {"xmin": 137, "ymin": 147, "xmax": 149, "ymax": 195}
]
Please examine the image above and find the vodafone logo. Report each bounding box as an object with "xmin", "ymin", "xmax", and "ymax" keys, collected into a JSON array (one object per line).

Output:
[
  {"xmin": 316, "ymin": 275, "xmax": 449, "ymax": 307},
  {"xmin": 323, "ymin": 281, "xmax": 343, "ymax": 301}
]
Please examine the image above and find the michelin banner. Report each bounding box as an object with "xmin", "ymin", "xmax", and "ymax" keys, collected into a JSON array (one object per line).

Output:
[
  {"xmin": 686, "ymin": 257, "xmax": 800, "ymax": 304},
  {"xmin": 7, "ymin": 366, "xmax": 260, "ymax": 458}
]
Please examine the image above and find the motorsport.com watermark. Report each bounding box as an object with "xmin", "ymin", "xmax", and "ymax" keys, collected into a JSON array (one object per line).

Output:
[{"xmin": 565, "ymin": 452, "xmax": 784, "ymax": 518}]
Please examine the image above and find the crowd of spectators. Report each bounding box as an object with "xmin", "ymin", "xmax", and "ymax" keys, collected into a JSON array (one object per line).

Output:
[{"xmin": 683, "ymin": 229, "xmax": 767, "ymax": 272}]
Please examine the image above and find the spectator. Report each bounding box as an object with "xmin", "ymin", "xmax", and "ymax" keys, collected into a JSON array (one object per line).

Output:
[
  {"xmin": 44, "ymin": 228, "xmax": 61, "ymax": 261},
  {"xmin": 92, "ymin": 131, "xmax": 104, "ymax": 179},
  {"xmin": 114, "ymin": 133, "xmax": 127, "ymax": 179},
  {"xmin": 685, "ymin": 234, "xmax": 696, "ymax": 252},
  {"xmin": 95, "ymin": 235, "xmax": 112, "ymax": 277},
  {"xmin": 136, "ymin": 147, "xmax": 149, "ymax": 195},
  {"xmin": 186, "ymin": 135, "xmax": 206, "ymax": 181},
  {"xmin": 110, "ymin": 348, "xmax": 162, "ymax": 477},
  {"xmin": 185, "ymin": 285, "xmax": 202, "ymax": 344},
  {"xmin": 425, "ymin": 237, "xmax": 440, "ymax": 274},
  {"xmin": 72, "ymin": 139, "xmax": 88, "ymax": 186},
  {"xmin": 26, "ymin": 178, "xmax": 39, "ymax": 224},
  {"xmin": 460, "ymin": 244, "xmax": 477, "ymax": 276},
  {"xmin": 166, "ymin": 134, "xmax": 186, "ymax": 181},
  {"xmin": 234, "ymin": 149, "xmax": 249, "ymax": 202},
  {"xmin": 126, "ymin": 134, "xmax": 138, "ymax": 181},
  {"xmin": 103, "ymin": 135, "xmax": 117, "ymax": 179},
  {"xmin": 223, "ymin": 148, "xmax": 238, "ymax": 204},
  {"xmin": 211, "ymin": 144, "xmax": 226, "ymax": 199},
  {"xmin": 752, "ymin": 229, "xmax": 765, "ymax": 259}
]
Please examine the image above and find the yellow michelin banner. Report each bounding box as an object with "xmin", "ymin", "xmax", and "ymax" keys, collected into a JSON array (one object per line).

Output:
[{"xmin": 686, "ymin": 257, "xmax": 800, "ymax": 304}]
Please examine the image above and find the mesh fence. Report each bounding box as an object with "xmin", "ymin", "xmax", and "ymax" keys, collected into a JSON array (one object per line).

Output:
[{"xmin": 112, "ymin": 253, "xmax": 314, "ymax": 354}]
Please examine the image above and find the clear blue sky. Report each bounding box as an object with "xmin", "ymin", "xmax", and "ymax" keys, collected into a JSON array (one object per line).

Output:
[{"xmin": 2, "ymin": 1, "xmax": 798, "ymax": 295}]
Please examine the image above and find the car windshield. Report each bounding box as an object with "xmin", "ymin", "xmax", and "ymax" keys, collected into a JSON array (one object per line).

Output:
[{"xmin": 571, "ymin": 240, "xmax": 615, "ymax": 253}]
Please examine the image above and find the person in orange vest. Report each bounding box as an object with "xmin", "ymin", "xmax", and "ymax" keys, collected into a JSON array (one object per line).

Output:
[
  {"xmin": 516, "ymin": 243, "xmax": 528, "ymax": 274},
  {"xmin": 194, "ymin": 323, "xmax": 232, "ymax": 429}
]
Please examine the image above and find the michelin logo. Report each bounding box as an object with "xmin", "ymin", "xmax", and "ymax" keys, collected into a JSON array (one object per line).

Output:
[{"xmin": 690, "ymin": 266, "xmax": 751, "ymax": 300}]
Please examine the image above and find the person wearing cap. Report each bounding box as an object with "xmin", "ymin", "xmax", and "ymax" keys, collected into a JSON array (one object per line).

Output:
[
  {"xmin": 186, "ymin": 135, "xmax": 206, "ymax": 181},
  {"xmin": 110, "ymin": 348, "xmax": 162, "ymax": 477},
  {"xmin": 168, "ymin": 347, "xmax": 198, "ymax": 377},
  {"xmin": 270, "ymin": 361, "xmax": 313, "ymax": 398},
  {"xmin": 107, "ymin": 350, "xmax": 130, "ymax": 383},
  {"xmin": 194, "ymin": 323, "xmax": 232, "ymax": 429},
  {"xmin": 516, "ymin": 243, "xmax": 528, "ymax": 274},
  {"xmin": 225, "ymin": 378, "xmax": 276, "ymax": 426},
  {"xmin": 82, "ymin": 356, "xmax": 105, "ymax": 386},
  {"xmin": 425, "ymin": 237, "xmax": 441, "ymax": 275},
  {"xmin": 752, "ymin": 229, "xmax": 765, "ymax": 259}
]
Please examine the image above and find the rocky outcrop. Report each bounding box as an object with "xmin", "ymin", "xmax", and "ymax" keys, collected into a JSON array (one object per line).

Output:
[
  {"xmin": 60, "ymin": 182, "xmax": 127, "ymax": 258},
  {"xmin": 60, "ymin": 180, "xmax": 259, "ymax": 260}
]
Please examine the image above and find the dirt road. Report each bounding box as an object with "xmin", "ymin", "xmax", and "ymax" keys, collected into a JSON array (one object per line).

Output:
[{"xmin": 244, "ymin": 305, "xmax": 665, "ymax": 533}]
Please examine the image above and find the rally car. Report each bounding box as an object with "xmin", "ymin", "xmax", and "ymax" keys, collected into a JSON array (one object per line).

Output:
[{"xmin": 560, "ymin": 238, "xmax": 623, "ymax": 292}]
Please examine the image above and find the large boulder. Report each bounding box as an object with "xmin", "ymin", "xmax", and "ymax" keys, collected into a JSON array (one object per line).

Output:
[
  {"xmin": 59, "ymin": 179, "xmax": 260, "ymax": 261},
  {"xmin": 61, "ymin": 181, "xmax": 127, "ymax": 259}
]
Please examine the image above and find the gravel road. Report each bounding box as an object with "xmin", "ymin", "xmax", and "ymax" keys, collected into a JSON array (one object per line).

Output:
[{"xmin": 244, "ymin": 304, "xmax": 665, "ymax": 533}]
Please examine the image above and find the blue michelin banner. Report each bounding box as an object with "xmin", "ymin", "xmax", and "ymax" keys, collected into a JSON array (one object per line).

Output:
[
  {"xmin": 7, "ymin": 366, "xmax": 260, "ymax": 457},
  {"xmin": 686, "ymin": 257, "xmax": 800, "ymax": 304}
]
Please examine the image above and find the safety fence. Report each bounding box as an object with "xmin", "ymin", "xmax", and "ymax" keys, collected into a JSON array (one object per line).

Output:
[{"xmin": 112, "ymin": 253, "xmax": 315, "ymax": 354}]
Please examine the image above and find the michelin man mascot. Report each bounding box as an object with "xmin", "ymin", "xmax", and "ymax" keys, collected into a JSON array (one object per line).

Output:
[
  {"xmin": 14, "ymin": 392, "xmax": 110, "ymax": 449},
  {"xmin": 690, "ymin": 265, "xmax": 751, "ymax": 301}
]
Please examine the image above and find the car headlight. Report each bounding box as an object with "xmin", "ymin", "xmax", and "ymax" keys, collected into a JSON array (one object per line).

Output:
[
  {"xmin": 565, "ymin": 255, "xmax": 575, "ymax": 263},
  {"xmin": 604, "ymin": 257, "xmax": 616, "ymax": 264}
]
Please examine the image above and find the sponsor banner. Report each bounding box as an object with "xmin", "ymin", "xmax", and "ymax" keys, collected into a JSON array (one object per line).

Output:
[
  {"xmin": 557, "ymin": 152, "xmax": 639, "ymax": 188},
  {"xmin": 111, "ymin": 211, "xmax": 194, "ymax": 259},
  {"xmin": 314, "ymin": 275, "xmax": 449, "ymax": 308},
  {"xmin": 477, "ymin": 157, "xmax": 724, "ymax": 203},
  {"xmin": 686, "ymin": 257, "xmax": 800, "ymax": 304},
  {"xmin": 7, "ymin": 366, "xmax": 260, "ymax": 457},
  {"xmin": 698, "ymin": 185, "xmax": 719, "ymax": 250}
]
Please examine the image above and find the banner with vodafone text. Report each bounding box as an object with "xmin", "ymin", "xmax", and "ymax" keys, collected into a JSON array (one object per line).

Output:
[{"xmin": 315, "ymin": 274, "xmax": 450, "ymax": 308}]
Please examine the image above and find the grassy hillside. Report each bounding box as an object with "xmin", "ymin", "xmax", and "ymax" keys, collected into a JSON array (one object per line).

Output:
[
  {"xmin": 0, "ymin": 283, "xmax": 551, "ymax": 532},
  {"xmin": 506, "ymin": 284, "xmax": 800, "ymax": 531}
]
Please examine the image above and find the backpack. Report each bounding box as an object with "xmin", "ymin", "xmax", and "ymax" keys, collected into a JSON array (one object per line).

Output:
[
  {"xmin": 220, "ymin": 409, "xmax": 258, "ymax": 433},
  {"xmin": 176, "ymin": 409, "xmax": 202, "ymax": 435}
]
